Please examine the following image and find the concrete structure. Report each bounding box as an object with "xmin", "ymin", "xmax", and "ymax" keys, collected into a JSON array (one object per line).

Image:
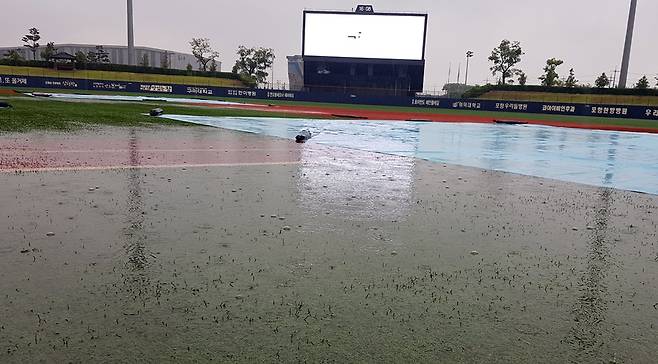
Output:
[
  {"xmin": 287, "ymin": 55, "xmax": 304, "ymax": 91},
  {"xmin": 127, "ymin": 0, "xmax": 135, "ymax": 66},
  {"xmin": 0, "ymin": 44, "xmax": 203, "ymax": 71},
  {"xmin": 618, "ymin": 0, "xmax": 638, "ymax": 89}
]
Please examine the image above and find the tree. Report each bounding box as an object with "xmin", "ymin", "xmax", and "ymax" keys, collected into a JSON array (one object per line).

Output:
[
  {"xmin": 85, "ymin": 46, "xmax": 110, "ymax": 64},
  {"xmin": 140, "ymin": 53, "xmax": 150, "ymax": 67},
  {"xmin": 186, "ymin": 63, "xmax": 193, "ymax": 72},
  {"xmin": 160, "ymin": 53, "xmax": 170, "ymax": 69},
  {"xmin": 232, "ymin": 46, "xmax": 275, "ymax": 85},
  {"xmin": 209, "ymin": 59, "xmax": 218, "ymax": 72},
  {"xmin": 41, "ymin": 42, "xmax": 57, "ymax": 61},
  {"xmin": 635, "ymin": 75, "xmax": 649, "ymax": 89},
  {"xmin": 95, "ymin": 46, "xmax": 110, "ymax": 63},
  {"xmin": 22, "ymin": 28, "xmax": 41, "ymax": 60},
  {"xmin": 538, "ymin": 58, "xmax": 564, "ymax": 87},
  {"xmin": 86, "ymin": 50, "xmax": 98, "ymax": 63},
  {"xmin": 516, "ymin": 70, "xmax": 527, "ymax": 86},
  {"xmin": 488, "ymin": 39, "xmax": 523, "ymax": 85},
  {"xmin": 189, "ymin": 38, "xmax": 219, "ymax": 71},
  {"xmin": 595, "ymin": 73, "xmax": 610, "ymax": 88},
  {"xmin": 75, "ymin": 51, "xmax": 89, "ymax": 67},
  {"xmin": 564, "ymin": 68, "xmax": 578, "ymax": 88},
  {"xmin": 3, "ymin": 49, "xmax": 24, "ymax": 63}
]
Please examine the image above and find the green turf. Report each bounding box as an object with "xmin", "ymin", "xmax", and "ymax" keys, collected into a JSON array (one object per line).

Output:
[{"xmin": 0, "ymin": 96, "xmax": 319, "ymax": 132}]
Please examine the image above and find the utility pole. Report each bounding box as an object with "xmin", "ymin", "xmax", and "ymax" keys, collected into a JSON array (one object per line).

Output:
[
  {"xmin": 618, "ymin": 0, "xmax": 637, "ymax": 88},
  {"xmin": 465, "ymin": 51, "xmax": 474, "ymax": 85},
  {"xmin": 127, "ymin": 0, "xmax": 135, "ymax": 66}
]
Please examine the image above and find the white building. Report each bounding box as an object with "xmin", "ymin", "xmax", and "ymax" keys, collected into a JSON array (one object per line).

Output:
[{"xmin": 0, "ymin": 44, "xmax": 210, "ymax": 71}]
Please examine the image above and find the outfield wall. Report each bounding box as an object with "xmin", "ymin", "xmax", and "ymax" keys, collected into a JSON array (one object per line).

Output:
[{"xmin": 2, "ymin": 74, "xmax": 658, "ymax": 121}]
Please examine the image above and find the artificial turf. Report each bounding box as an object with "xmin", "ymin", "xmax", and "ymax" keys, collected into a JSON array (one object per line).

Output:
[{"xmin": 0, "ymin": 96, "xmax": 320, "ymax": 132}]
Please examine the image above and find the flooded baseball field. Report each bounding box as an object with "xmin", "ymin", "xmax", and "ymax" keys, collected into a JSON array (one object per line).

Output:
[{"xmin": 1, "ymin": 125, "xmax": 657, "ymax": 363}]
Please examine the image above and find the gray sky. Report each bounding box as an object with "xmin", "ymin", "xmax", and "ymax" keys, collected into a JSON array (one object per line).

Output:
[{"xmin": 3, "ymin": 0, "xmax": 657, "ymax": 90}]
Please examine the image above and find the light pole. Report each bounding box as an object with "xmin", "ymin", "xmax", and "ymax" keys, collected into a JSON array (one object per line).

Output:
[
  {"xmin": 127, "ymin": 0, "xmax": 135, "ymax": 66},
  {"xmin": 465, "ymin": 51, "xmax": 474, "ymax": 85},
  {"xmin": 618, "ymin": 0, "xmax": 637, "ymax": 88}
]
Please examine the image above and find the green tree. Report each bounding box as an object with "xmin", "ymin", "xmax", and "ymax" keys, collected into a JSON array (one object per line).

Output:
[
  {"xmin": 209, "ymin": 59, "xmax": 218, "ymax": 72},
  {"xmin": 41, "ymin": 42, "xmax": 57, "ymax": 61},
  {"xmin": 488, "ymin": 39, "xmax": 523, "ymax": 85},
  {"xmin": 3, "ymin": 49, "xmax": 24, "ymax": 63},
  {"xmin": 538, "ymin": 58, "xmax": 564, "ymax": 87},
  {"xmin": 186, "ymin": 63, "xmax": 193, "ymax": 72},
  {"xmin": 634, "ymin": 75, "xmax": 649, "ymax": 89},
  {"xmin": 232, "ymin": 46, "xmax": 275, "ymax": 85},
  {"xmin": 86, "ymin": 50, "xmax": 98, "ymax": 63},
  {"xmin": 22, "ymin": 27, "xmax": 41, "ymax": 60},
  {"xmin": 140, "ymin": 53, "xmax": 150, "ymax": 67},
  {"xmin": 95, "ymin": 46, "xmax": 110, "ymax": 63},
  {"xmin": 564, "ymin": 68, "xmax": 578, "ymax": 88},
  {"xmin": 595, "ymin": 73, "xmax": 610, "ymax": 88},
  {"xmin": 516, "ymin": 70, "xmax": 527, "ymax": 85},
  {"xmin": 160, "ymin": 53, "xmax": 170, "ymax": 69},
  {"xmin": 74, "ymin": 51, "xmax": 87, "ymax": 65},
  {"xmin": 189, "ymin": 38, "xmax": 219, "ymax": 71}
]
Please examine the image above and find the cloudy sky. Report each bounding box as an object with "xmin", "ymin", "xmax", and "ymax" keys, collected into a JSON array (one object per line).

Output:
[{"xmin": 3, "ymin": 0, "xmax": 657, "ymax": 90}]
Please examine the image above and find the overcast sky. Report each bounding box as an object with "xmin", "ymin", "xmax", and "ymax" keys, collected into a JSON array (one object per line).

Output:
[{"xmin": 3, "ymin": 0, "xmax": 657, "ymax": 90}]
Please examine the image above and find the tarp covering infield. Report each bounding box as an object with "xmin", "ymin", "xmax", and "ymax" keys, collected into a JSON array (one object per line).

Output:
[
  {"xmin": 160, "ymin": 115, "xmax": 658, "ymax": 195},
  {"xmin": 2, "ymin": 74, "xmax": 658, "ymax": 121}
]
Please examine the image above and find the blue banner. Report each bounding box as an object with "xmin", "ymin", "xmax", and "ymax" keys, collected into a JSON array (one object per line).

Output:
[{"xmin": 1, "ymin": 74, "xmax": 657, "ymax": 121}]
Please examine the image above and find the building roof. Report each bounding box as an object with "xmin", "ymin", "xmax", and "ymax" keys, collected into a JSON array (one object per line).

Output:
[
  {"xmin": 51, "ymin": 52, "xmax": 76, "ymax": 60},
  {"xmin": 0, "ymin": 43, "xmax": 193, "ymax": 56}
]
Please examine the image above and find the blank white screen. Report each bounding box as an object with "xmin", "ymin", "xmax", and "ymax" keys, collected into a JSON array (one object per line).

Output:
[{"xmin": 304, "ymin": 13, "xmax": 426, "ymax": 61}]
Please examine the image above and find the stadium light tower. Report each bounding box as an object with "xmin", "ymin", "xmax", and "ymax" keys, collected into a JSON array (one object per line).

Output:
[
  {"xmin": 465, "ymin": 51, "xmax": 474, "ymax": 85},
  {"xmin": 618, "ymin": 0, "xmax": 637, "ymax": 88},
  {"xmin": 127, "ymin": 0, "xmax": 135, "ymax": 65}
]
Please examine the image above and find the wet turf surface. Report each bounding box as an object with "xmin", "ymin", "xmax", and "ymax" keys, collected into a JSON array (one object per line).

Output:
[{"xmin": 1, "ymin": 126, "xmax": 657, "ymax": 363}]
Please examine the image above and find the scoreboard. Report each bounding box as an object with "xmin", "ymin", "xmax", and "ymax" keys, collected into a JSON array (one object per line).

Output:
[
  {"xmin": 303, "ymin": 11, "xmax": 427, "ymax": 61},
  {"xmin": 300, "ymin": 9, "xmax": 428, "ymax": 96}
]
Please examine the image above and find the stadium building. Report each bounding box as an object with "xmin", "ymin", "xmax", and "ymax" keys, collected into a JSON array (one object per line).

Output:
[
  {"xmin": 0, "ymin": 44, "xmax": 201, "ymax": 71},
  {"xmin": 291, "ymin": 6, "xmax": 428, "ymax": 96}
]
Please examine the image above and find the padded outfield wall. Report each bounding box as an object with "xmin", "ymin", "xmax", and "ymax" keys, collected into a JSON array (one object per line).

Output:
[{"xmin": 1, "ymin": 73, "xmax": 658, "ymax": 121}]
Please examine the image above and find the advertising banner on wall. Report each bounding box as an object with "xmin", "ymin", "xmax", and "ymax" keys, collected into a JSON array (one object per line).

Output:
[{"xmin": 2, "ymin": 74, "xmax": 657, "ymax": 121}]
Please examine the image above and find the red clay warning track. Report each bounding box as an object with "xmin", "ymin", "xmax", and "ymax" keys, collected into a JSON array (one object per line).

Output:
[{"xmin": 193, "ymin": 102, "xmax": 658, "ymax": 134}]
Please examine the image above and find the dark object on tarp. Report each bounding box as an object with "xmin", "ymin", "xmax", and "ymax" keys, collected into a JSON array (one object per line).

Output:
[
  {"xmin": 331, "ymin": 114, "xmax": 368, "ymax": 120},
  {"xmin": 0, "ymin": 101, "xmax": 11, "ymax": 108},
  {"xmin": 494, "ymin": 119, "xmax": 528, "ymax": 125},
  {"xmin": 149, "ymin": 108, "xmax": 164, "ymax": 116},
  {"xmin": 295, "ymin": 130, "xmax": 312, "ymax": 143}
]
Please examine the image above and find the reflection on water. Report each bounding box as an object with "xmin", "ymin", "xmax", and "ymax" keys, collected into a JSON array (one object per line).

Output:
[
  {"xmin": 568, "ymin": 187, "xmax": 613, "ymax": 361},
  {"xmin": 161, "ymin": 115, "xmax": 658, "ymax": 195},
  {"xmin": 297, "ymin": 146, "xmax": 416, "ymax": 220},
  {"xmin": 568, "ymin": 134, "xmax": 618, "ymax": 361},
  {"xmin": 125, "ymin": 128, "xmax": 149, "ymax": 271}
]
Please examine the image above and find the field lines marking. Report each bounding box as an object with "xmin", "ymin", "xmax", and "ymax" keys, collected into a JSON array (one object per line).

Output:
[{"xmin": 0, "ymin": 161, "xmax": 301, "ymax": 173}]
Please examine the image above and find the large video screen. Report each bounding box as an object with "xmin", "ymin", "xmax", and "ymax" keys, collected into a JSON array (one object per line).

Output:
[{"xmin": 303, "ymin": 12, "xmax": 427, "ymax": 61}]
